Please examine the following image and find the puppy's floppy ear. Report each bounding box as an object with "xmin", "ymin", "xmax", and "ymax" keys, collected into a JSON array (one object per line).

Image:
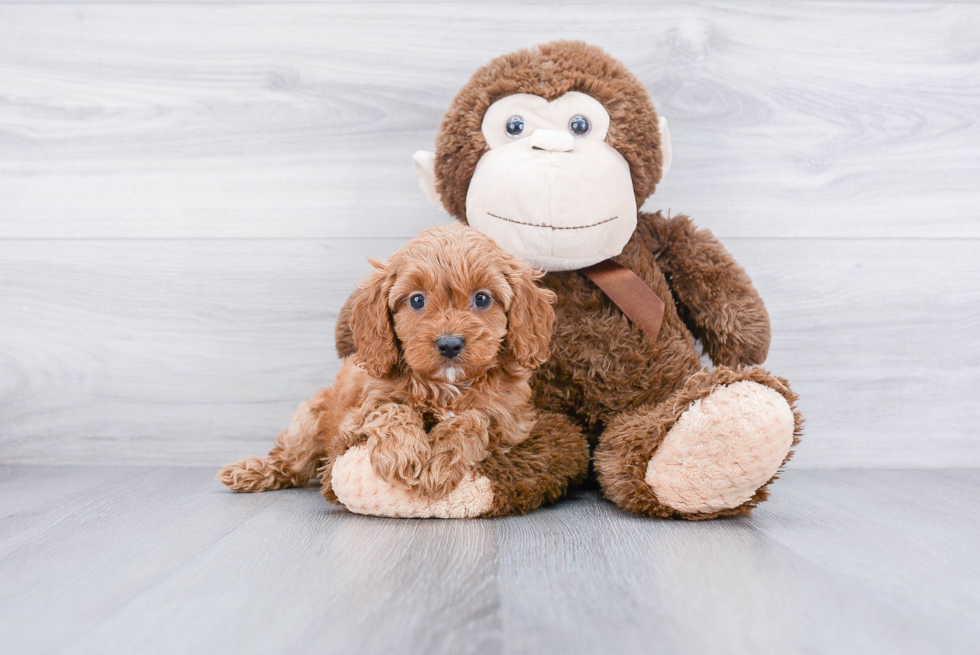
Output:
[
  {"xmin": 349, "ymin": 259, "xmax": 399, "ymax": 377},
  {"xmin": 503, "ymin": 257, "xmax": 556, "ymax": 370}
]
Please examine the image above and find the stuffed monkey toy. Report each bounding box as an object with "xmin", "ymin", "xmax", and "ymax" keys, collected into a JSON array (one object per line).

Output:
[{"xmin": 336, "ymin": 41, "xmax": 802, "ymax": 519}]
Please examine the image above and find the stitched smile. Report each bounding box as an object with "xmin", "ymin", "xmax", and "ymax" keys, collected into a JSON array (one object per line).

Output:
[{"xmin": 487, "ymin": 212, "xmax": 619, "ymax": 230}]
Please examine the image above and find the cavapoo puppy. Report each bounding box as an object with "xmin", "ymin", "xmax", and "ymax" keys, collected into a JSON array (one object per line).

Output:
[{"xmin": 218, "ymin": 223, "xmax": 557, "ymax": 504}]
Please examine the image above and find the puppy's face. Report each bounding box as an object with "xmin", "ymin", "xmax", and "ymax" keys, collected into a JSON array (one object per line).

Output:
[
  {"xmin": 389, "ymin": 256, "xmax": 510, "ymax": 383},
  {"xmin": 349, "ymin": 225, "xmax": 556, "ymax": 382}
]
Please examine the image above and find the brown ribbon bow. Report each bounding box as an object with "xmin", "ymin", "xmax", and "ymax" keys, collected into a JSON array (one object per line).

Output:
[{"xmin": 580, "ymin": 260, "xmax": 665, "ymax": 342}]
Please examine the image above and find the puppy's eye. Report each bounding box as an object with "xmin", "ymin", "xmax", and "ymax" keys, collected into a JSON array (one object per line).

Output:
[
  {"xmin": 472, "ymin": 292, "xmax": 492, "ymax": 310},
  {"xmin": 506, "ymin": 116, "xmax": 525, "ymax": 138},
  {"xmin": 409, "ymin": 293, "xmax": 426, "ymax": 310},
  {"xmin": 569, "ymin": 115, "xmax": 591, "ymax": 136}
]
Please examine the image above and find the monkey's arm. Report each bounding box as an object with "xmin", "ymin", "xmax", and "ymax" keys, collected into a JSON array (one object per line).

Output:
[
  {"xmin": 638, "ymin": 211, "xmax": 771, "ymax": 367},
  {"xmin": 334, "ymin": 287, "xmax": 362, "ymax": 359}
]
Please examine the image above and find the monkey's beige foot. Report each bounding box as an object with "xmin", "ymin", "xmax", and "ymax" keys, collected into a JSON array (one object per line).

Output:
[
  {"xmin": 595, "ymin": 367, "xmax": 802, "ymax": 519},
  {"xmin": 646, "ymin": 380, "xmax": 795, "ymax": 514},
  {"xmin": 217, "ymin": 456, "xmax": 298, "ymax": 493},
  {"xmin": 330, "ymin": 445, "xmax": 494, "ymax": 518}
]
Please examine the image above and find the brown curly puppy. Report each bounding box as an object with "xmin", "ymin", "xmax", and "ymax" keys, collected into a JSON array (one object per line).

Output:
[{"xmin": 218, "ymin": 224, "xmax": 588, "ymax": 517}]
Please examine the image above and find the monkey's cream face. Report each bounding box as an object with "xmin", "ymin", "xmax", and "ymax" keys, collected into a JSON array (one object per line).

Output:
[{"xmin": 464, "ymin": 92, "xmax": 638, "ymax": 271}]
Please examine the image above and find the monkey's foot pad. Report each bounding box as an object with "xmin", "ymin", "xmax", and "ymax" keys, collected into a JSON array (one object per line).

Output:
[
  {"xmin": 646, "ymin": 380, "xmax": 795, "ymax": 514},
  {"xmin": 331, "ymin": 444, "xmax": 493, "ymax": 518}
]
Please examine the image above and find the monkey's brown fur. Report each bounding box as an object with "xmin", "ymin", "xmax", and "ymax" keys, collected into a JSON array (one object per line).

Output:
[
  {"xmin": 339, "ymin": 41, "xmax": 803, "ymax": 519},
  {"xmin": 220, "ymin": 224, "xmax": 588, "ymax": 515}
]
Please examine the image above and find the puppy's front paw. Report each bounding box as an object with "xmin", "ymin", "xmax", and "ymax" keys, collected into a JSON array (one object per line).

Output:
[
  {"xmin": 366, "ymin": 428, "xmax": 431, "ymax": 492},
  {"xmin": 418, "ymin": 449, "xmax": 468, "ymax": 500},
  {"xmin": 420, "ymin": 412, "xmax": 491, "ymax": 498},
  {"xmin": 369, "ymin": 440, "xmax": 428, "ymax": 490},
  {"xmin": 342, "ymin": 402, "xmax": 430, "ymax": 491}
]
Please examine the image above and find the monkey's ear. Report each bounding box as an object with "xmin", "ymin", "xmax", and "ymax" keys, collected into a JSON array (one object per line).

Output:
[
  {"xmin": 659, "ymin": 117, "xmax": 672, "ymax": 178},
  {"xmin": 349, "ymin": 261, "xmax": 399, "ymax": 378},
  {"xmin": 413, "ymin": 150, "xmax": 448, "ymax": 214}
]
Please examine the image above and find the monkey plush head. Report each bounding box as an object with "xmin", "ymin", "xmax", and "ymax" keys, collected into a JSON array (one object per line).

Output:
[{"xmin": 414, "ymin": 40, "xmax": 672, "ymax": 271}]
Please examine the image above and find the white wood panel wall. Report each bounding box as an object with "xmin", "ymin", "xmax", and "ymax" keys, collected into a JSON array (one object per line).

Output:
[{"xmin": 1, "ymin": 1, "xmax": 978, "ymax": 467}]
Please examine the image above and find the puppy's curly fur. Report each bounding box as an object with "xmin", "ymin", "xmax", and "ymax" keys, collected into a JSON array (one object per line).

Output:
[{"xmin": 217, "ymin": 223, "xmax": 555, "ymax": 501}]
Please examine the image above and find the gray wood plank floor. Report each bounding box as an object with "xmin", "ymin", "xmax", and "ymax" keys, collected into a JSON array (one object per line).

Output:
[{"xmin": 1, "ymin": 467, "xmax": 977, "ymax": 654}]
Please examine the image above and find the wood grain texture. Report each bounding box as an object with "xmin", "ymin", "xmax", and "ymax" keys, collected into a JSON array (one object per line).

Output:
[
  {"xmin": 0, "ymin": 237, "xmax": 399, "ymax": 465},
  {"xmin": 0, "ymin": 467, "xmax": 978, "ymax": 654},
  {"xmin": 1, "ymin": 237, "xmax": 977, "ymax": 467},
  {"xmin": 1, "ymin": 1, "xmax": 978, "ymax": 468},
  {"xmin": 0, "ymin": 2, "xmax": 978, "ymax": 239}
]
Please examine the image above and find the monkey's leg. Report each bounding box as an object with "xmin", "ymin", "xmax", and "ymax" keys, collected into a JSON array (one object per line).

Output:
[
  {"xmin": 593, "ymin": 366, "xmax": 802, "ymax": 520},
  {"xmin": 322, "ymin": 410, "xmax": 589, "ymax": 518},
  {"xmin": 476, "ymin": 410, "xmax": 589, "ymax": 517},
  {"xmin": 217, "ymin": 391, "xmax": 335, "ymax": 493}
]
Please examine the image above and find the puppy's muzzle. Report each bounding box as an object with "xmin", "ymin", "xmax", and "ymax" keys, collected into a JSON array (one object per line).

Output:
[{"xmin": 435, "ymin": 335, "xmax": 465, "ymax": 360}]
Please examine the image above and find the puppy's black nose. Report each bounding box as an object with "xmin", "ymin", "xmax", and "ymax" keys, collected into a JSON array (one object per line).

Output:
[{"xmin": 435, "ymin": 335, "xmax": 465, "ymax": 359}]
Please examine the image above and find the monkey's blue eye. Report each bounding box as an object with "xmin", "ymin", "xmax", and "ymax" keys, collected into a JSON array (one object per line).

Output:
[
  {"xmin": 409, "ymin": 293, "xmax": 426, "ymax": 310},
  {"xmin": 472, "ymin": 292, "xmax": 492, "ymax": 310},
  {"xmin": 506, "ymin": 116, "xmax": 525, "ymax": 137},
  {"xmin": 569, "ymin": 115, "xmax": 590, "ymax": 136}
]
